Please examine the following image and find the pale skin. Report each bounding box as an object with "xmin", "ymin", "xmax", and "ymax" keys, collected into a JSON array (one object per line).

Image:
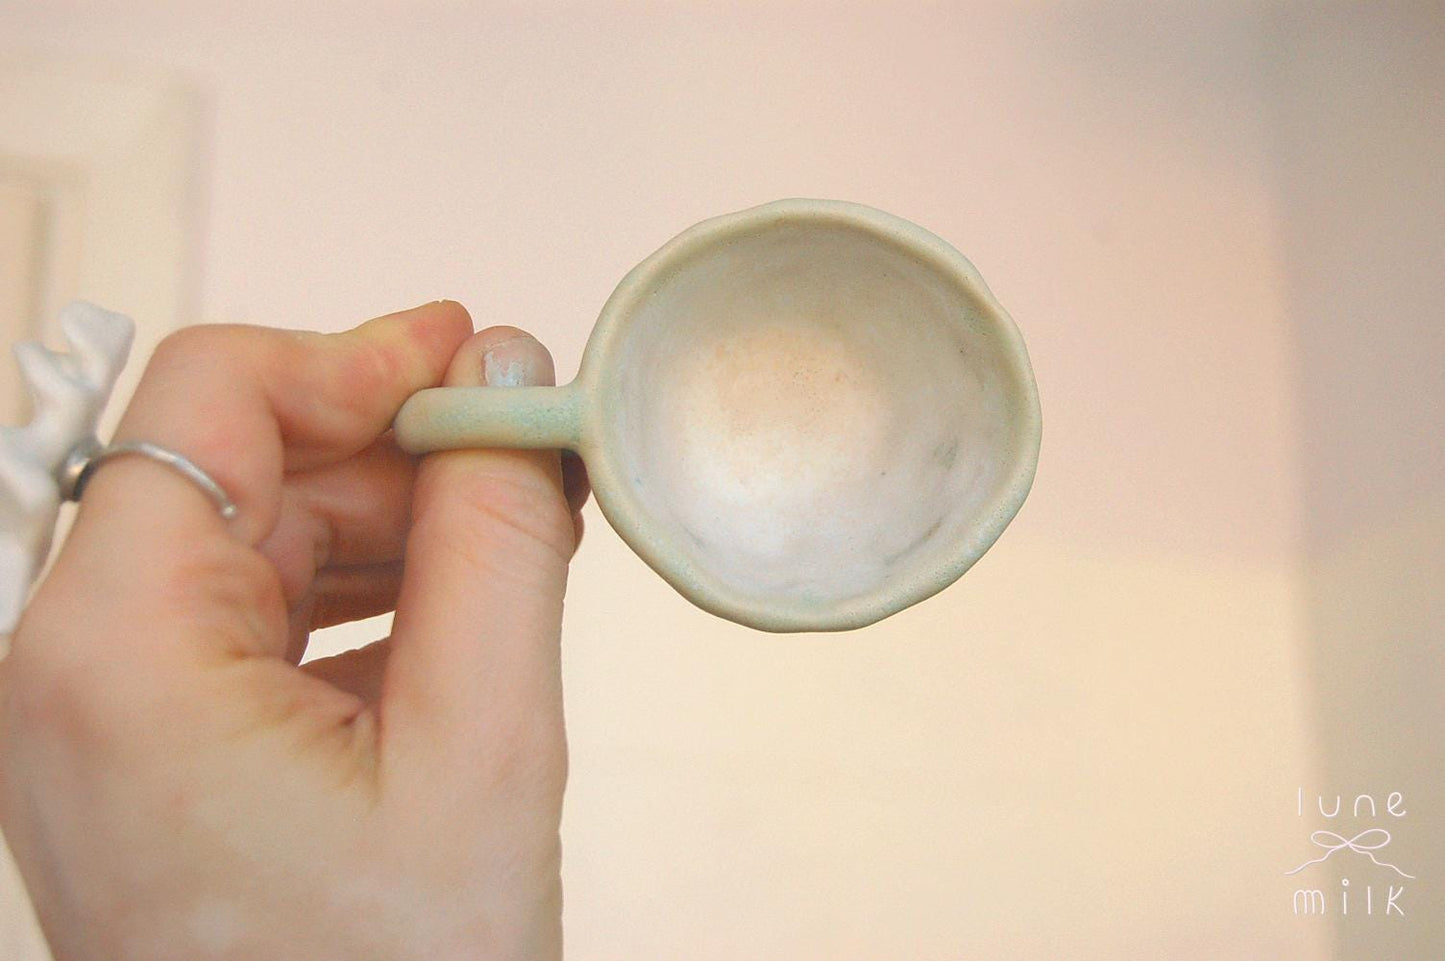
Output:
[{"xmin": 0, "ymin": 302, "xmax": 589, "ymax": 960}]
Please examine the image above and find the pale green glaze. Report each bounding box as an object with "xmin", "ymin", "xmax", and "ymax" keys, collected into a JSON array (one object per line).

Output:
[
  {"xmin": 394, "ymin": 198, "xmax": 1042, "ymax": 633},
  {"xmin": 396, "ymin": 385, "xmax": 583, "ymax": 452}
]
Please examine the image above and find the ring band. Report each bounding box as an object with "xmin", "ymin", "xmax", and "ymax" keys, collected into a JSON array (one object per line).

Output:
[{"xmin": 63, "ymin": 441, "xmax": 238, "ymax": 521}]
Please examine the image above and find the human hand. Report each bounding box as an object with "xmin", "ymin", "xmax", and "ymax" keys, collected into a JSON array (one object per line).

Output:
[{"xmin": 0, "ymin": 302, "xmax": 587, "ymax": 960}]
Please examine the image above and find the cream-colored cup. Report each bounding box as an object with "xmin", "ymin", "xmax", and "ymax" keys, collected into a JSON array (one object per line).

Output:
[{"xmin": 395, "ymin": 199, "xmax": 1040, "ymax": 632}]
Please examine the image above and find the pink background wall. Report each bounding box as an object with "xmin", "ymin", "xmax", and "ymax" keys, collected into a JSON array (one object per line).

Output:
[{"xmin": 2, "ymin": 2, "xmax": 1441, "ymax": 958}]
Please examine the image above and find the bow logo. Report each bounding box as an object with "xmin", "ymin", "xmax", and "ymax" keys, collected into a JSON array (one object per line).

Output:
[{"xmin": 1285, "ymin": 828, "xmax": 1414, "ymax": 879}]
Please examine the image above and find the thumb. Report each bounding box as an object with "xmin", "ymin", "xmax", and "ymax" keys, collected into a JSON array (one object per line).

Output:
[{"xmin": 382, "ymin": 327, "xmax": 574, "ymax": 794}]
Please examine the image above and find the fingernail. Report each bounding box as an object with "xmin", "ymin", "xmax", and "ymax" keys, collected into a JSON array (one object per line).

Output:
[{"xmin": 481, "ymin": 337, "xmax": 544, "ymax": 388}]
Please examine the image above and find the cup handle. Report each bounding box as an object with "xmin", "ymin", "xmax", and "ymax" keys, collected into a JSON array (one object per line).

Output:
[{"xmin": 393, "ymin": 384, "xmax": 584, "ymax": 453}]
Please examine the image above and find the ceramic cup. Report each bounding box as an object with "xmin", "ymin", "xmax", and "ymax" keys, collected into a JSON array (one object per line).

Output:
[{"xmin": 394, "ymin": 199, "xmax": 1041, "ymax": 632}]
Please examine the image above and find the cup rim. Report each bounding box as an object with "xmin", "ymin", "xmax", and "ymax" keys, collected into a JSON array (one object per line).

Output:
[{"xmin": 575, "ymin": 197, "xmax": 1042, "ymax": 632}]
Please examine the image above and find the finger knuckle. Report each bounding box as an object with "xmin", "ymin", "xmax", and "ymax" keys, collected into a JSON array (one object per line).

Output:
[
  {"xmin": 148, "ymin": 324, "xmax": 251, "ymax": 372},
  {"xmin": 323, "ymin": 338, "xmax": 411, "ymax": 433},
  {"xmin": 419, "ymin": 466, "xmax": 576, "ymax": 571},
  {"xmin": 162, "ymin": 542, "xmax": 288, "ymax": 655}
]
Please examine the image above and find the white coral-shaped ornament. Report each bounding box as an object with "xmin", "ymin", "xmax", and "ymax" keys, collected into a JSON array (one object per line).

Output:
[{"xmin": 1, "ymin": 303, "xmax": 134, "ymax": 633}]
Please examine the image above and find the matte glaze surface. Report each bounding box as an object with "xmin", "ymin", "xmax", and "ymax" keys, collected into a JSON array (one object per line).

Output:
[{"xmin": 396, "ymin": 199, "xmax": 1041, "ymax": 631}]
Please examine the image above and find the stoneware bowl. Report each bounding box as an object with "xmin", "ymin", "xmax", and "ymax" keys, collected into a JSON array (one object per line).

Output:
[{"xmin": 395, "ymin": 199, "xmax": 1041, "ymax": 632}]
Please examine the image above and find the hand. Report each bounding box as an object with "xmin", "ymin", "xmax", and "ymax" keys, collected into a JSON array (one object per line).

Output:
[{"xmin": 0, "ymin": 302, "xmax": 588, "ymax": 961}]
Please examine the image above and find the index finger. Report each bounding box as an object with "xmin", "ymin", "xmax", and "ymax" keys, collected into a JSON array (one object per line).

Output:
[
  {"xmin": 14, "ymin": 302, "xmax": 472, "ymax": 672},
  {"xmin": 102, "ymin": 300, "xmax": 472, "ymax": 547}
]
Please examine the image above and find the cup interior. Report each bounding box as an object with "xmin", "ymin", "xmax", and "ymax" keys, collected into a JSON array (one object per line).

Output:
[{"xmin": 586, "ymin": 202, "xmax": 1039, "ymax": 630}]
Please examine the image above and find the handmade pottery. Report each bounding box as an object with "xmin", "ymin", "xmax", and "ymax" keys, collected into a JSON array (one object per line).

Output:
[{"xmin": 395, "ymin": 199, "xmax": 1041, "ymax": 632}]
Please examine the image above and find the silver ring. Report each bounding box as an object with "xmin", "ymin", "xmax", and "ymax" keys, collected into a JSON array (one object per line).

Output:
[{"xmin": 63, "ymin": 441, "xmax": 238, "ymax": 521}]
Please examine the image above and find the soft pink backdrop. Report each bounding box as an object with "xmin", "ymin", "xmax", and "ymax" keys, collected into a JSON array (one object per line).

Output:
[{"xmin": 2, "ymin": 3, "xmax": 1441, "ymax": 958}]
